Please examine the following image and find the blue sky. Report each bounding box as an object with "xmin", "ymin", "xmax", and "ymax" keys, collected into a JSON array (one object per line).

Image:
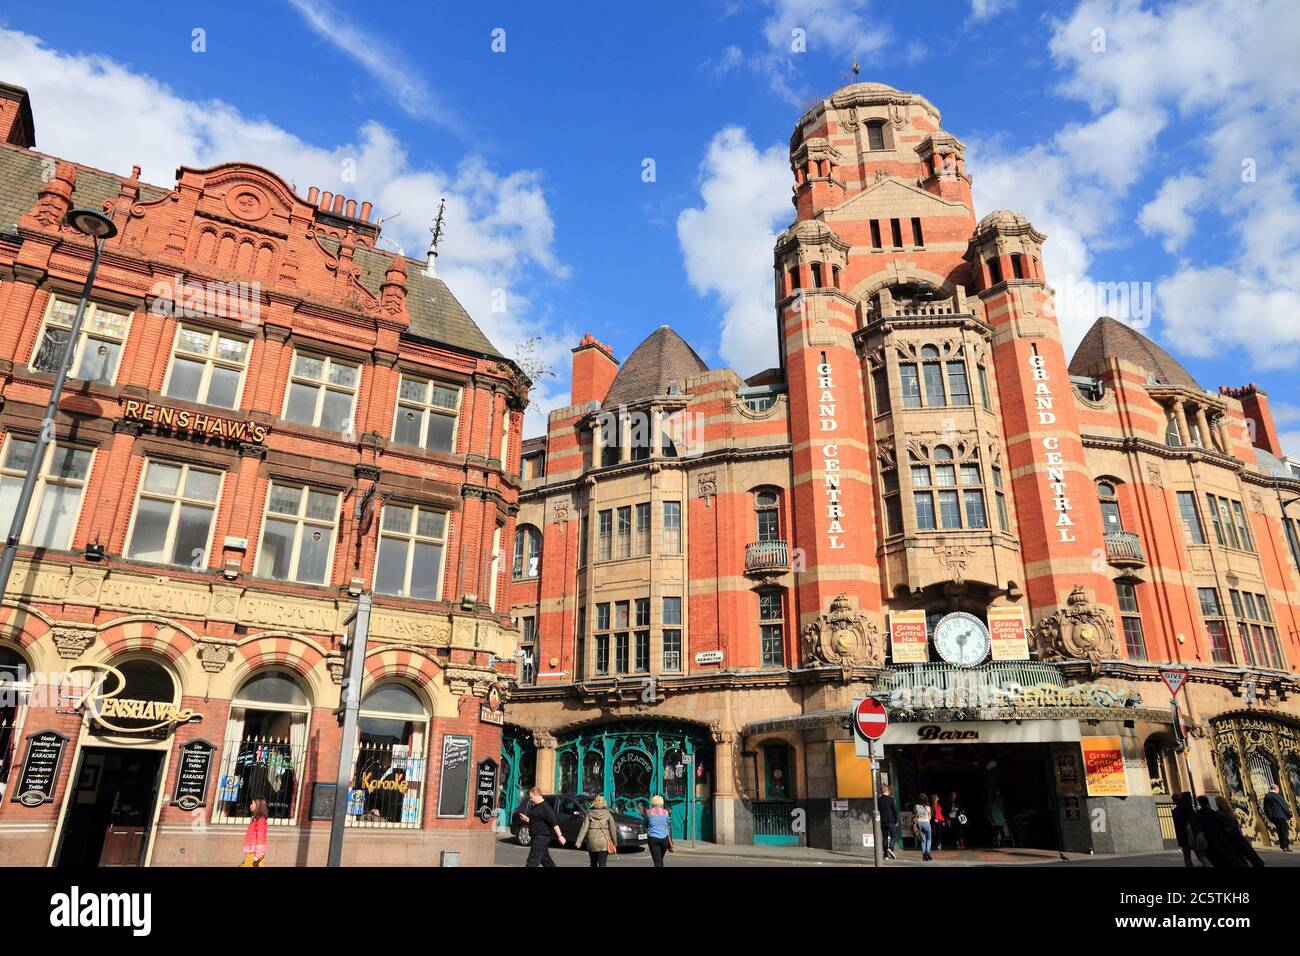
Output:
[{"xmin": 2, "ymin": 0, "xmax": 1298, "ymax": 447}]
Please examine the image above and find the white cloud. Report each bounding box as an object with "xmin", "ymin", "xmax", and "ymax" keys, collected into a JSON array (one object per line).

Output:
[
  {"xmin": 676, "ymin": 127, "xmax": 791, "ymax": 375},
  {"xmin": 759, "ymin": 0, "xmax": 890, "ymax": 61},
  {"xmin": 0, "ymin": 27, "xmax": 572, "ymax": 431},
  {"xmin": 1137, "ymin": 173, "xmax": 1207, "ymax": 252},
  {"xmin": 968, "ymin": 0, "xmax": 1016, "ymax": 23},
  {"xmin": 283, "ymin": 0, "xmax": 454, "ymax": 125}
]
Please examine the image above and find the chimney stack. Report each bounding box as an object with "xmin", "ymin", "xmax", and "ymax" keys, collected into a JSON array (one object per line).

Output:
[
  {"xmin": 1222, "ymin": 383, "xmax": 1284, "ymax": 458},
  {"xmin": 0, "ymin": 82, "xmax": 35, "ymax": 148},
  {"xmin": 570, "ymin": 333, "xmax": 618, "ymax": 407}
]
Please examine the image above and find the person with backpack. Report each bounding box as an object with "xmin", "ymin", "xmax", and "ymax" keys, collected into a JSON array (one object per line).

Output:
[{"xmin": 576, "ymin": 795, "xmax": 618, "ymax": 867}]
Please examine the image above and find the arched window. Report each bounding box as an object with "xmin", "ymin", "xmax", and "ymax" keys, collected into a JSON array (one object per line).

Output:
[
  {"xmin": 0, "ymin": 646, "xmax": 30, "ymax": 785},
  {"xmin": 213, "ymin": 670, "xmax": 310, "ymax": 824},
  {"xmin": 513, "ymin": 525, "xmax": 541, "ymax": 580},
  {"xmin": 755, "ymin": 489, "xmax": 780, "ymax": 542},
  {"xmin": 1145, "ymin": 738, "xmax": 1171, "ymax": 795},
  {"xmin": 349, "ymin": 683, "xmax": 428, "ymax": 828},
  {"xmin": 89, "ymin": 656, "xmax": 178, "ymax": 735},
  {"xmin": 1097, "ymin": 481, "xmax": 1123, "ymax": 533},
  {"xmin": 866, "ymin": 121, "xmax": 886, "ymax": 151}
]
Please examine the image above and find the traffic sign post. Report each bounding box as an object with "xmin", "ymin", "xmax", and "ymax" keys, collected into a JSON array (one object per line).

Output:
[
  {"xmin": 1160, "ymin": 667, "xmax": 1189, "ymax": 698},
  {"xmin": 852, "ymin": 698, "xmax": 889, "ymax": 868},
  {"xmin": 1166, "ymin": 673, "xmax": 1199, "ymax": 808}
]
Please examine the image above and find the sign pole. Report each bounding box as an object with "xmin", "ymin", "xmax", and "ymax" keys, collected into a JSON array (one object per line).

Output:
[
  {"xmin": 1172, "ymin": 696, "xmax": 1199, "ymax": 806},
  {"xmin": 869, "ymin": 738, "xmax": 882, "ymax": 868},
  {"xmin": 328, "ymin": 592, "xmax": 371, "ymax": 868}
]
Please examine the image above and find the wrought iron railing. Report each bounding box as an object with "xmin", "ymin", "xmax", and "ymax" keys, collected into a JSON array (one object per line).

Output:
[
  {"xmin": 346, "ymin": 739, "xmax": 425, "ymax": 828},
  {"xmin": 212, "ymin": 734, "xmax": 306, "ymax": 826},
  {"xmin": 752, "ymin": 799, "xmax": 798, "ymax": 839},
  {"xmin": 745, "ymin": 539, "xmax": 790, "ymax": 572},
  {"xmin": 1104, "ymin": 530, "xmax": 1145, "ymax": 565}
]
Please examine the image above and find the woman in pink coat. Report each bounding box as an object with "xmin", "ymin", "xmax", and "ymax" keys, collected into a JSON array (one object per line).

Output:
[{"xmin": 241, "ymin": 798, "xmax": 268, "ymax": 866}]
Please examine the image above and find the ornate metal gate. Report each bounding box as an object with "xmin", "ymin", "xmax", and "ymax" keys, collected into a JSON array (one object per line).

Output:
[
  {"xmin": 552, "ymin": 721, "xmax": 714, "ymax": 840},
  {"xmin": 1210, "ymin": 713, "xmax": 1300, "ymax": 847}
]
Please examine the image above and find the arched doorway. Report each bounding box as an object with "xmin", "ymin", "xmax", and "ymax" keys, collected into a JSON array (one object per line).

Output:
[
  {"xmin": 1211, "ymin": 713, "xmax": 1300, "ymax": 847},
  {"xmin": 552, "ymin": 721, "xmax": 714, "ymax": 840}
]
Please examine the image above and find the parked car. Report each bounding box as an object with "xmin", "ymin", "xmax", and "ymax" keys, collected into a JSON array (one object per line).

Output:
[{"xmin": 511, "ymin": 794, "xmax": 648, "ymax": 850}]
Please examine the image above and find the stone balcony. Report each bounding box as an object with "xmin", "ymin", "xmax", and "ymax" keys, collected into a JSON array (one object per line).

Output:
[
  {"xmin": 1105, "ymin": 530, "xmax": 1146, "ymax": 569},
  {"xmin": 745, "ymin": 539, "xmax": 790, "ymax": 574}
]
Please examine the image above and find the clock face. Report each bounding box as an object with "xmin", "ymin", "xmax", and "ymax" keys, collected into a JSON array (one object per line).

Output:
[{"xmin": 933, "ymin": 612, "xmax": 991, "ymax": 667}]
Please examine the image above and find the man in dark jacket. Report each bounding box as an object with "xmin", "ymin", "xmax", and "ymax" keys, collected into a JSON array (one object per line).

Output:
[
  {"xmin": 1171, "ymin": 792, "xmax": 1207, "ymax": 867},
  {"xmin": 878, "ymin": 785, "xmax": 899, "ymax": 860},
  {"xmin": 1263, "ymin": 784, "xmax": 1293, "ymax": 851},
  {"xmin": 518, "ymin": 787, "xmax": 566, "ymax": 867}
]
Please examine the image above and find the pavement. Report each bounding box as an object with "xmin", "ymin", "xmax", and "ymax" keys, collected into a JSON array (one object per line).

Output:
[{"xmin": 493, "ymin": 833, "xmax": 1300, "ymax": 868}]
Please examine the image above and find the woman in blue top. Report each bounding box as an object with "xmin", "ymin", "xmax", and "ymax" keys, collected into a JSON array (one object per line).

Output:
[{"xmin": 645, "ymin": 794, "xmax": 673, "ymax": 867}]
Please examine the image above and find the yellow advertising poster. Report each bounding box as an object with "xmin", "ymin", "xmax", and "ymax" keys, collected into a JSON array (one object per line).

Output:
[
  {"xmin": 988, "ymin": 606, "xmax": 1030, "ymax": 661},
  {"xmin": 1080, "ymin": 736, "xmax": 1129, "ymax": 796},
  {"xmin": 833, "ymin": 740, "xmax": 873, "ymax": 798},
  {"xmin": 890, "ymin": 610, "xmax": 928, "ymax": 664}
]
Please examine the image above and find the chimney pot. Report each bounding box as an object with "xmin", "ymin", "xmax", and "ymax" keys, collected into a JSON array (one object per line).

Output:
[
  {"xmin": 345, "ymin": 199, "xmax": 357, "ymax": 218},
  {"xmin": 360, "ymin": 201, "xmax": 373, "ymax": 222},
  {"xmin": 320, "ymin": 191, "xmax": 333, "ymax": 211},
  {"xmin": 307, "ymin": 186, "xmax": 320, "ymax": 204}
]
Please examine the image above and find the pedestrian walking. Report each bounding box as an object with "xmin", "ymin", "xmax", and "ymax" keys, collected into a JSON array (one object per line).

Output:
[
  {"xmin": 1195, "ymin": 794, "xmax": 1245, "ymax": 867},
  {"xmin": 519, "ymin": 787, "xmax": 566, "ymax": 867},
  {"xmin": 645, "ymin": 794, "xmax": 673, "ymax": 867},
  {"xmin": 947, "ymin": 790, "xmax": 966, "ymax": 849},
  {"xmin": 1263, "ymin": 784, "xmax": 1293, "ymax": 851},
  {"xmin": 878, "ymin": 784, "xmax": 899, "ymax": 860},
  {"xmin": 240, "ymin": 797, "xmax": 268, "ymax": 867},
  {"xmin": 930, "ymin": 792, "xmax": 944, "ymax": 851},
  {"xmin": 987, "ymin": 787, "xmax": 1011, "ymax": 848},
  {"xmin": 576, "ymin": 795, "xmax": 618, "ymax": 867},
  {"xmin": 914, "ymin": 792, "xmax": 933, "ymax": 861},
  {"xmin": 1215, "ymin": 795, "xmax": 1264, "ymax": 868},
  {"xmin": 1171, "ymin": 792, "xmax": 1209, "ymax": 867}
]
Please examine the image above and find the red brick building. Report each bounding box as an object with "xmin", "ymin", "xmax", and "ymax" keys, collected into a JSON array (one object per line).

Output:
[
  {"xmin": 0, "ymin": 81, "xmax": 523, "ymax": 866},
  {"xmin": 504, "ymin": 81, "xmax": 1300, "ymax": 856}
]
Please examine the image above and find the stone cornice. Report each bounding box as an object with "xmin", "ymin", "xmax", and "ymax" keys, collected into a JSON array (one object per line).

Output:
[{"xmin": 1081, "ymin": 434, "xmax": 1247, "ymax": 472}]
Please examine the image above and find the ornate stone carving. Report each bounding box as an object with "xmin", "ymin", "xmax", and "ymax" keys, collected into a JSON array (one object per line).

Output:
[
  {"xmin": 444, "ymin": 663, "xmax": 499, "ymax": 697},
  {"xmin": 326, "ymin": 656, "xmax": 344, "ymax": 685},
  {"xmin": 938, "ymin": 546, "xmax": 971, "ymax": 585},
  {"xmin": 1146, "ymin": 463, "xmax": 1163, "ymax": 489},
  {"xmin": 801, "ymin": 594, "xmax": 883, "ymax": 668},
  {"xmin": 196, "ymin": 640, "xmax": 235, "ymax": 673},
  {"xmin": 551, "ymin": 500, "xmax": 570, "ymax": 524},
  {"xmin": 51, "ymin": 625, "xmax": 96, "ymax": 660},
  {"xmin": 532, "ymin": 730, "xmax": 557, "ymax": 749},
  {"xmin": 696, "ymin": 472, "xmax": 718, "ymax": 499},
  {"xmin": 1031, "ymin": 586, "xmax": 1119, "ymax": 669}
]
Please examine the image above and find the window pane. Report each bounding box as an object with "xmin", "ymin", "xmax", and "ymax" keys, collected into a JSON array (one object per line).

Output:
[
  {"xmin": 935, "ymin": 464, "xmax": 956, "ymax": 487},
  {"xmin": 206, "ymin": 365, "xmax": 241, "ymax": 408},
  {"xmin": 34, "ymin": 326, "xmax": 73, "ymax": 373},
  {"xmin": 960, "ymin": 464, "xmax": 981, "ymax": 486},
  {"xmin": 383, "ymin": 505, "xmax": 414, "ymax": 536},
  {"xmin": 416, "ymin": 510, "xmax": 445, "ymax": 539},
  {"xmin": 284, "ymin": 381, "xmax": 319, "ymax": 424},
  {"xmin": 399, "ymin": 377, "xmax": 428, "ymax": 402},
  {"xmin": 76, "ymin": 339, "xmax": 120, "ymax": 383},
  {"xmin": 172, "ymin": 503, "xmax": 214, "ymax": 567},
  {"xmin": 141, "ymin": 461, "xmax": 181, "ymax": 496},
  {"xmin": 32, "ymin": 482, "xmax": 81, "ymax": 548},
  {"xmin": 4, "ymin": 439, "xmax": 35, "ymax": 472},
  {"xmin": 915, "ymin": 492, "xmax": 935, "ymax": 530},
  {"xmin": 0, "ymin": 476, "xmax": 21, "ymax": 536},
  {"xmin": 946, "ymin": 362, "xmax": 970, "ymax": 404},
  {"xmin": 320, "ymin": 390, "xmax": 353, "ymax": 432},
  {"xmin": 127, "ymin": 497, "xmax": 172, "ymax": 562},
  {"xmin": 177, "ymin": 328, "xmax": 211, "ymax": 354},
  {"xmin": 267, "ymin": 485, "xmax": 301, "ymax": 515},
  {"xmin": 964, "ymin": 490, "xmax": 988, "ymax": 528},
  {"xmin": 424, "ymin": 412, "xmax": 455, "ymax": 452},
  {"xmin": 374, "ymin": 536, "xmax": 409, "ymax": 596},
  {"xmin": 216, "ymin": 336, "xmax": 248, "ymax": 362},
  {"xmin": 394, "ymin": 407, "xmax": 423, "ymax": 446},
  {"xmin": 293, "ymin": 354, "xmax": 324, "ymax": 379},
  {"xmin": 166, "ymin": 357, "xmax": 205, "ymax": 402},
  {"xmin": 410, "ymin": 541, "xmax": 443, "ymax": 599},
  {"xmin": 49, "ymin": 446, "xmax": 90, "ymax": 481},
  {"xmin": 900, "ymin": 364, "xmax": 921, "ymax": 408},
  {"xmin": 306, "ymin": 490, "xmax": 337, "ymax": 521},
  {"xmin": 923, "ymin": 364, "xmax": 945, "ymax": 405},
  {"xmin": 938, "ymin": 490, "xmax": 961, "ymax": 528},
  {"xmin": 184, "ymin": 468, "xmax": 221, "ymax": 502},
  {"xmin": 431, "ymin": 386, "xmax": 459, "ymax": 410},
  {"xmin": 911, "ymin": 465, "xmax": 931, "ymax": 488},
  {"xmin": 89, "ymin": 311, "xmax": 128, "ymax": 338},
  {"xmin": 296, "ymin": 526, "xmax": 332, "ymax": 583},
  {"xmin": 256, "ymin": 518, "xmax": 295, "ymax": 580},
  {"xmin": 327, "ymin": 363, "xmax": 357, "ymax": 388}
]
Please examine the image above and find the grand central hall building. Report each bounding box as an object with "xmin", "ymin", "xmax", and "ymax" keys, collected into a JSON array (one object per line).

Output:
[{"xmin": 505, "ymin": 80, "xmax": 1300, "ymax": 856}]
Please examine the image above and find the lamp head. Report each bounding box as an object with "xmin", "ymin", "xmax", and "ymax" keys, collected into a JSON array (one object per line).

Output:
[{"xmin": 64, "ymin": 209, "xmax": 117, "ymax": 240}]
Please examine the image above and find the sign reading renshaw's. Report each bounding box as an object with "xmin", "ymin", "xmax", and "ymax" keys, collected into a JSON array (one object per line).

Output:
[{"xmin": 123, "ymin": 399, "xmax": 268, "ymax": 444}]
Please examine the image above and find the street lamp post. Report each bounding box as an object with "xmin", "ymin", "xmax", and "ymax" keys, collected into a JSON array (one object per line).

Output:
[{"xmin": 0, "ymin": 209, "xmax": 117, "ymax": 601}]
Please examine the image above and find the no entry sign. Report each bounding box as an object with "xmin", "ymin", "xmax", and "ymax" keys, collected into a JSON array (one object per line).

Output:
[{"xmin": 853, "ymin": 697, "xmax": 888, "ymax": 741}]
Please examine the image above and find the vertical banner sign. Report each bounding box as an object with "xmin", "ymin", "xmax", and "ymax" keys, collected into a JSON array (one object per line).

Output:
[
  {"xmin": 815, "ymin": 360, "xmax": 846, "ymax": 551},
  {"xmin": 171, "ymin": 739, "xmax": 217, "ymax": 810},
  {"xmin": 987, "ymin": 606, "xmax": 1030, "ymax": 661},
  {"xmin": 889, "ymin": 610, "xmax": 928, "ymax": 664},
  {"xmin": 1080, "ymin": 736, "xmax": 1129, "ymax": 796},
  {"xmin": 475, "ymin": 758, "xmax": 499, "ymax": 823},
  {"xmin": 13, "ymin": 730, "xmax": 68, "ymax": 806}
]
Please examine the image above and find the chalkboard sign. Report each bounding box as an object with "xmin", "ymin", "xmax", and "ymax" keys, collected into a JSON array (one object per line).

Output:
[
  {"xmin": 13, "ymin": 729, "xmax": 68, "ymax": 806},
  {"xmin": 436, "ymin": 734, "xmax": 472, "ymax": 818},
  {"xmin": 475, "ymin": 758, "xmax": 499, "ymax": 823},
  {"xmin": 310, "ymin": 783, "xmax": 337, "ymax": 821},
  {"xmin": 171, "ymin": 739, "xmax": 217, "ymax": 810}
]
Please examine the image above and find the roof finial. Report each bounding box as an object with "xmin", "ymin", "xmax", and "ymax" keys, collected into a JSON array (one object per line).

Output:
[{"xmin": 425, "ymin": 197, "xmax": 447, "ymax": 277}]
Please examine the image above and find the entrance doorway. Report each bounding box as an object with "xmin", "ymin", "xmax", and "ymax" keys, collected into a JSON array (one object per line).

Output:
[
  {"xmin": 888, "ymin": 742, "xmax": 1058, "ymax": 850},
  {"xmin": 55, "ymin": 748, "xmax": 164, "ymax": 867}
]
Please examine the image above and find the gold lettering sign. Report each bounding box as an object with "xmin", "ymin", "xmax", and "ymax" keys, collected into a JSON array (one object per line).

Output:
[
  {"xmin": 123, "ymin": 399, "xmax": 269, "ymax": 444},
  {"xmin": 71, "ymin": 662, "xmax": 199, "ymax": 734},
  {"xmin": 362, "ymin": 770, "xmax": 408, "ymax": 794}
]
